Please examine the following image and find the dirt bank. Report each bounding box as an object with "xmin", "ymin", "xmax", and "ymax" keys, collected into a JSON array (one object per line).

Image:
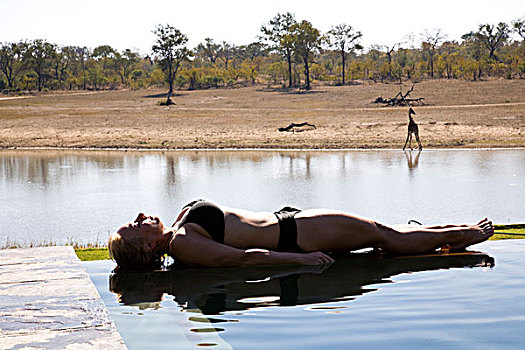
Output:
[{"xmin": 1, "ymin": 79, "xmax": 524, "ymax": 149}]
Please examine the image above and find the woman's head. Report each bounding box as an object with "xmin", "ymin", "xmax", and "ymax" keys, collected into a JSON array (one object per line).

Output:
[{"xmin": 108, "ymin": 213, "xmax": 168, "ymax": 270}]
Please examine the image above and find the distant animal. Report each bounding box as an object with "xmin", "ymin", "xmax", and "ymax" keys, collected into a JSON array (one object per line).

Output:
[{"xmin": 403, "ymin": 107, "xmax": 422, "ymax": 150}]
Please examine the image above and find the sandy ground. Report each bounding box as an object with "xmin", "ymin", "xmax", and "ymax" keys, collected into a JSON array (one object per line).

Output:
[{"xmin": 0, "ymin": 79, "xmax": 524, "ymax": 149}]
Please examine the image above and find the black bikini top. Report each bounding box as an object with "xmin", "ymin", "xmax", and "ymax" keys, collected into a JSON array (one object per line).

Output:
[{"xmin": 178, "ymin": 199, "xmax": 225, "ymax": 244}]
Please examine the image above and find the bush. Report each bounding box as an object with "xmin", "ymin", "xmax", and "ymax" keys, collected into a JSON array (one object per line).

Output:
[{"xmin": 203, "ymin": 75, "xmax": 223, "ymax": 88}]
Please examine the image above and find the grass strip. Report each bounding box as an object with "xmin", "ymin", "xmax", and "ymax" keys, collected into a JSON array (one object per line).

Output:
[
  {"xmin": 75, "ymin": 247, "xmax": 110, "ymax": 261},
  {"xmin": 492, "ymin": 223, "xmax": 525, "ymax": 240}
]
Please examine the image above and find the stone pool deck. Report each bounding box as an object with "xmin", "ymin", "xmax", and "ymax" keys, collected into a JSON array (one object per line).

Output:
[{"xmin": 0, "ymin": 246, "xmax": 126, "ymax": 349}]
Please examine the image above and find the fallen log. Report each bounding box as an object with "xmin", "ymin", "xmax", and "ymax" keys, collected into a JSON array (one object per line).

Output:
[{"xmin": 278, "ymin": 122, "xmax": 316, "ymax": 132}]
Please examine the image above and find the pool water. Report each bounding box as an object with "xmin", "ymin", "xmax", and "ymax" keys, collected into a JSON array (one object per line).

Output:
[
  {"xmin": 85, "ymin": 240, "xmax": 525, "ymax": 349},
  {"xmin": 2, "ymin": 149, "xmax": 524, "ymax": 246}
]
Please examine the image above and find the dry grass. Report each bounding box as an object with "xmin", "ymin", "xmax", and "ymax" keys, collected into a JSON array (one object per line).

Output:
[{"xmin": 1, "ymin": 79, "xmax": 524, "ymax": 149}]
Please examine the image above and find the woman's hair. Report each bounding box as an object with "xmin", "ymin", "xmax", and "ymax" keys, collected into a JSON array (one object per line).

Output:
[{"xmin": 108, "ymin": 232, "xmax": 162, "ymax": 270}]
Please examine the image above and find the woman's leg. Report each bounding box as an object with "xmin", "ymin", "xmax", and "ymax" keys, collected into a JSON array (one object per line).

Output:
[
  {"xmin": 380, "ymin": 218, "xmax": 494, "ymax": 253},
  {"xmin": 395, "ymin": 218, "xmax": 489, "ymax": 231},
  {"xmin": 296, "ymin": 210, "xmax": 494, "ymax": 254}
]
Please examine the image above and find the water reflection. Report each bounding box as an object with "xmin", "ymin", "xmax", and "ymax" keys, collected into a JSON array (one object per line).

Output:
[
  {"xmin": 1, "ymin": 149, "xmax": 524, "ymax": 246},
  {"xmin": 109, "ymin": 252, "xmax": 494, "ymax": 314},
  {"xmin": 0, "ymin": 150, "xmax": 130, "ymax": 187},
  {"xmin": 404, "ymin": 149, "xmax": 421, "ymax": 169}
]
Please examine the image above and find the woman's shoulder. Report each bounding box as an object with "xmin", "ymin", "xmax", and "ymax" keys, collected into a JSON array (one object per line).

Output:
[{"xmin": 182, "ymin": 199, "xmax": 206, "ymax": 209}]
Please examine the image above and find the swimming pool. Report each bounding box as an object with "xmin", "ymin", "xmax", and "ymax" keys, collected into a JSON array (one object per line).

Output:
[
  {"xmin": 85, "ymin": 240, "xmax": 525, "ymax": 349},
  {"xmin": 2, "ymin": 149, "xmax": 525, "ymax": 246}
]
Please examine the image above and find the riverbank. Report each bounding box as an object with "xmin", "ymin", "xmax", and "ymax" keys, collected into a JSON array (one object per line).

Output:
[{"xmin": 1, "ymin": 79, "xmax": 524, "ymax": 149}]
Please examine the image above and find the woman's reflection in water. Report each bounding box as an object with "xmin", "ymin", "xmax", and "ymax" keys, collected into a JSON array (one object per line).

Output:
[{"xmin": 109, "ymin": 251, "xmax": 494, "ymax": 314}]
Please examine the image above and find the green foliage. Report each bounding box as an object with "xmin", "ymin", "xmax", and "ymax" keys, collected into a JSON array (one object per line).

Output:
[
  {"xmin": 492, "ymin": 223, "xmax": 525, "ymax": 240},
  {"xmin": 260, "ymin": 12, "xmax": 297, "ymax": 87},
  {"xmin": 265, "ymin": 61, "xmax": 288, "ymax": 84},
  {"xmin": 151, "ymin": 24, "xmax": 192, "ymax": 95},
  {"xmin": 290, "ymin": 20, "xmax": 322, "ymax": 89},
  {"xmin": 27, "ymin": 39, "xmax": 56, "ymax": 91},
  {"xmin": 22, "ymin": 72, "xmax": 37, "ymax": 90},
  {"xmin": 0, "ymin": 41, "xmax": 29, "ymax": 89},
  {"xmin": 194, "ymin": 37, "xmax": 220, "ymax": 65},
  {"xmin": 474, "ymin": 23, "xmax": 510, "ymax": 60},
  {"xmin": 203, "ymin": 74, "xmax": 223, "ymax": 88},
  {"xmin": 75, "ymin": 248, "xmax": 110, "ymax": 261},
  {"xmin": 327, "ymin": 23, "xmax": 363, "ymax": 84},
  {"xmin": 1, "ymin": 15, "xmax": 524, "ymax": 94}
]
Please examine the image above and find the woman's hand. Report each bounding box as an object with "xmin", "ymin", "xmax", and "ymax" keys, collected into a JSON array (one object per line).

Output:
[{"xmin": 296, "ymin": 252, "xmax": 334, "ymax": 266}]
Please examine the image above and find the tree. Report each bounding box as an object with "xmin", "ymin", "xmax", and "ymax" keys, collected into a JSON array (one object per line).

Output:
[
  {"xmin": 237, "ymin": 42, "xmax": 267, "ymax": 85},
  {"xmin": 92, "ymin": 45, "xmax": 117, "ymax": 60},
  {"xmin": 512, "ymin": 17, "xmax": 525, "ymax": 40},
  {"xmin": 86, "ymin": 59, "xmax": 106, "ymax": 90},
  {"xmin": 28, "ymin": 39, "xmax": 56, "ymax": 91},
  {"xmin": 74, "ymin": 46, "xmax": 90, "ymax": 90},
  {"xmin": 326, "ymin": 23, "xmax": 362, "ymax": 85},
  {"xmin": 218, "ymin": 41, "xmax": 236, "ymax": 70},
  {"xmin": 0, "ymin": 41, "xmax": 28, "ymax": 89},
  {"xmin": 290, "ymin": 20, "xmax": 322, "ymax": 90},
  {"xmin": 460, "ymin": 31, "xmax": 487, "ymax": 79},
  {"xmin": 261, "ymin": 12, "xmax": 297, "ymax": 87},
  {"xmin": 439, "ymin": 41, "xmax": 460, "ymax": 79},
  {"xmin": 195, "ymin": 38, "xmax": 220, "ymax": 65},
  {"xmin": 114, "ymin": 49, "xmax": 140, "ymax": 85},
  {"xmin": 52, "ymin": 46, "xmax": 74, "ymax": 88},
  {"xmin": 466, "ymin": 23, "xmax": 510, "ymax": 61},
  {"xmin": 152, "ymin": 24, "xmax": 191, "ymax": 103},
  {"xmin": 238, "ymin": 42, "xmax": 266, "ymax": 61},
  {"xmin": 385, "ymin": 43, "xmax": 407, "ymax": 81},
  {"xmin": 92, "ymin": 45, "xmax": 119, "ymax": 88},
  {"xmin": 420, "ymin": 29, "xmax": 446, "ymax": 78}
]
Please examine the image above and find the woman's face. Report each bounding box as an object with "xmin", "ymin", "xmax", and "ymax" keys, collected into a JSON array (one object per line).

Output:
[{"xmin": 117, "ymin": 213, "xmax": 166, "ymax": 241}]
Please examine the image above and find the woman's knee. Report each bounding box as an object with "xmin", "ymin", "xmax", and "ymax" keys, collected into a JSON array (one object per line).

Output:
[{"xmin": 373, "ymin": 223, "xmax": 398, "ymax": 248}]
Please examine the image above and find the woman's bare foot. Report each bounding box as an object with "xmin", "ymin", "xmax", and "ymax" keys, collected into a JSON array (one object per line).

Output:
[{"xmin": 450, "ymin": 218, "xmax": 494, "ymax": 251}]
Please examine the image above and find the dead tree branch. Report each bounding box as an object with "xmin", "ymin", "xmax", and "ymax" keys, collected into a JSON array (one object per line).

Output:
[
  {"xmin": 278, "ymin": 122, "xmax": 316, "ymax": 132},
  {"xmin": 373, "ymin": 83, "xmax": 426, "ymax": 106}
]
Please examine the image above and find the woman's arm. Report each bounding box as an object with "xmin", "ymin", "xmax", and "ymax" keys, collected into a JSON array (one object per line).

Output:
[
  {"xmin": 170, "ymin": 225, "xmax": 334, "ymax": 267},
  {"xmin": 171, "ymin": 207, "xmax": 191, "ymax": 230}
]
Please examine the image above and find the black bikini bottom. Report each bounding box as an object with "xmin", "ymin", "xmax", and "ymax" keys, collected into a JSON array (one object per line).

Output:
[{"xmin": 274, "ymin": 206, "xmax": 302, "ymax": 252}]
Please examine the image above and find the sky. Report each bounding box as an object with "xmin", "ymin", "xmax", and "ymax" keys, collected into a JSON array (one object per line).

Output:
[{"xmin": 1, "ymin": 0, "xmax": 524, "ymax": 54}]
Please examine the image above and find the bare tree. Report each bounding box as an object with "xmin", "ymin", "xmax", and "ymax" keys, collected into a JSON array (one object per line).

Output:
[
  {"xmin": 512, "ymin": 17, "xmax": 525, "ymax": 40},
  {"xmin": 420, "ymin": 29, "xmax": 446, "ymax": 78},
  {"xmin": 463, "ymin": 23, "xmax": 510, "ymax": 61}
]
